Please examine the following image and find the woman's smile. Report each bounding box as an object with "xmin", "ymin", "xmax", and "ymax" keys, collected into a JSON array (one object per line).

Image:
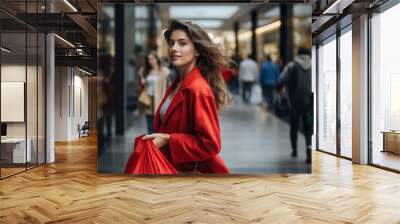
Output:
[{"xmin": 171, "ymin": 54, "xmax": 181, "ymax": 61}]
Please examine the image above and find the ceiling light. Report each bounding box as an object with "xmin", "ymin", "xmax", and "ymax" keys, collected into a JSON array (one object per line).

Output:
[
  {"xmin": 78, "ymin": 67, "xmax": 93, "ymax": 76},
  {"xmin": 1, "ymin": 47, "xmax": 11, "ymax": 53},
  {"xmin": 54, "ymin": 34, "xmax": 75, "ymax": 48},
  {"xmin": 322, "ymin": 0, "xmax": 354, "ymax": 15},
  {"xmin": 255, "ymin": 21, "xmax": 281, "ymax": 34},
  {"xmin": 238, "ymin": 21, "xmax": 281, "ymax": 40},
  {"xmin": 63, "ymin": 0, "xmax": 78, "ymax": 12}
]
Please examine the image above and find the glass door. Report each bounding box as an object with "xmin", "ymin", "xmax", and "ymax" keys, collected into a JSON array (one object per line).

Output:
[
  {"xmin": 1, "ymin": 31, "xmax": 28, "ymax": 178},
  {"xmin": 339, "ymin": 26, "xmax": 352, "ymax": 158},
  {"xmin": 0, "ymin": 0, "xmax": 47, "ymax": 179},
  {"xmin": 370, "ymin": 2, "xmax": 400, "ymax": 171},
  {"xmin": 317, "ymin": 35, "xmax": 337, "ymax": 154}
]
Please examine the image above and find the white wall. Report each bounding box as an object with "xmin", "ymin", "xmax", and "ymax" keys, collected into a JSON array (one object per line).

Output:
[
  {"xmin": 55, "ymin": 67, "xmax": 69, "ymax": 141},
  {"xmin": 1, "ymin": 65, "xmax": 35, "ymax": 138},
  {"xmin": 1, "ymin": 66, "xmax": 26, "ymax": 132},
  {"xmin": 1, "ymin": 65, "xmax": 26, "ymax": 81},
  {"xmin": 55, "ymin": 67, "xmax": 89, "ymax": 141}
]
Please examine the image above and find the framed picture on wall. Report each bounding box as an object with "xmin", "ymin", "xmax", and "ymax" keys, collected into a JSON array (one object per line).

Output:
[{"xmin": 1, "ymin": 81, "xmax": 25, "ymax": 122}]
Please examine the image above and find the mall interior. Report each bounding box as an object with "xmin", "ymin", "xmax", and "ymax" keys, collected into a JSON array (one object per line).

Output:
[{"xmin": 0, "ymin": 0, "xmax": 399, "ymax": 222}]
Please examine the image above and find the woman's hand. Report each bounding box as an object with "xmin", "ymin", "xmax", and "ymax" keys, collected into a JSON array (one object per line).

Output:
[{"xmin": 142, "ymin": 133, "xmax": 170, "ymax": 148}]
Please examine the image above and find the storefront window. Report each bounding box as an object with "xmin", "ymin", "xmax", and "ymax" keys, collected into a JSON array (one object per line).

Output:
[
  {"xmin": 371, "ymin": 3, "xmax": 400, "ymax": 171},
  {"xmin": 293, "ymin": 5, "xmax": 312, "ymax": 56},
  {"xmin": 238, "ymin": 18, "xmax": 252, "ymax": 60},
  {"xmin": 339, "ymin": 26, "xmax": 352, "ymax": 158},
  {"xmin": 257, "ymin": 6, "xmax": 280, "ymax": 63},
  {"xmin": 318, "ymin": 35, "xmax": 337, "ymax": 154},
  {"xmin": 134, "ymin": 6, "xmax": 148, "ymax": 54}
]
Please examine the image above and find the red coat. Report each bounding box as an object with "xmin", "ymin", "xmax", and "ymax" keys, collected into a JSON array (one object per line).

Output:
[{"xmin": 153, "ymin": 67, "xmax": 229, "ymax": 174}]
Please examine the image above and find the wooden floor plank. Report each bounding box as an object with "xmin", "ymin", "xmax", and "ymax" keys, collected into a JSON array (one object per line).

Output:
[{"xmin": 0, "ymin": 135, "xmax": 399, "ymax": 223}]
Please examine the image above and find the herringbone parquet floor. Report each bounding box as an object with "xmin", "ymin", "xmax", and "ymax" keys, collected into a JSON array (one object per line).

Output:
[{"xmin": 1, "ymin": 135, "xmax": 400, "ymax": 223}]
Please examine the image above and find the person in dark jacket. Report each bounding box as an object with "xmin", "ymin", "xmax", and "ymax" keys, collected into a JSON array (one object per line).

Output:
[{"xmin": 276, "ymin": 47, "xmax": 313, "ymax": 164}]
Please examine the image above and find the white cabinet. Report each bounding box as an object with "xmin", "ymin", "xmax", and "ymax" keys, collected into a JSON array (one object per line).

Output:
[{"xmin": 1, "ymin": 138, "xmax": 32, "ymax": 163}]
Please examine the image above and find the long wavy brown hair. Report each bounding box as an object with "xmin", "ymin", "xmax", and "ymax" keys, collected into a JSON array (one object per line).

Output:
[{"xmin": 163, "ymin": 19, "xmax": 230, "ymax": 110}]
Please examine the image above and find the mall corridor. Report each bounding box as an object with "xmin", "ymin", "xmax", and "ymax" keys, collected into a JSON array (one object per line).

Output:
[
  {"xmin": 220, "ymin": 99, "xmax": 310, "ymax": 173},
  {"xmin": 99, "ymin": 99, "xmax": 311, "ymax": 174}
]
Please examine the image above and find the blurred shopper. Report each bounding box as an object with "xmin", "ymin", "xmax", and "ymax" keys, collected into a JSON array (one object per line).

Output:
[
  {"xmin": 98, "ymin": 55, "xmax": 115, "ymax": 150},
  {"xmin": 138, "ymin": 51, "xmax": 170, "ymax": 134},
  {"xmin": 228, "ymin": 54, "xmax": 241, "ymax": 96},
  {"xmin": 221, "ymin": 63, "xmax": 238, "ymax": 91},
  {"xmin": 221, "ymin": 65, "xmax": 232, "ymax": 84},
  {"xmin": 276, "ymin": 57, "xmax": 284, "ymax": 72},
  {"xmin": 239, "ymin": 54, "xmax": 258, "ymax": 104},
  {"xmin": 142, "ymin": 19, "xmax": 230, "ymax": 174},
  {"xmin": 260, "ymin": 54, "xmax": 280, "ymax": 110},
  {"xmin": 276, "ymin": 48, "xmax": 313, "ymax": 164}
]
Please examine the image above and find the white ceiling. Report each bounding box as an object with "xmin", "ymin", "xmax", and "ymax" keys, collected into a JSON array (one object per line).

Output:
[
  {"xmin": 100, "ymin": 4, "xmax": 287, "ymax": 31},
  {"xmin": 158, "ymin": 4, "xmax": 257, "ymax": 31},
  {"xmin": 169, "ymin": 5, "xmax": 239, "ymax": 20},
  {"xmin": 188, "ymin": 20, "xmax": 223, "ymax": 28}
]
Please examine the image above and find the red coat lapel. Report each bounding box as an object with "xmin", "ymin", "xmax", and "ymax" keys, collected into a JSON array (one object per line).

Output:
[
  {"xmin": 153, "ymin": 67, "xmax": 202, "ymax": 131},
  {"xmin": 159, "ymin": 91, "xmax": 184, "ymax": 129}
]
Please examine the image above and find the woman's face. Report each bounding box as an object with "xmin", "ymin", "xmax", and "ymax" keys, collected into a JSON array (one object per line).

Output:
[
  {"xmin": 168, "ymin": 29, "xmax": 198, "ymax": 68},
  {"xmin": 148, "ymin": 54, "xmax": 158, "ymax": 69}
]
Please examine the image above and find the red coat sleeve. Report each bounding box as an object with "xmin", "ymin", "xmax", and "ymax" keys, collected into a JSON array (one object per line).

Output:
[{"xmin": 168, "ymin": 94, "xmax": 221, "ymax": 164}]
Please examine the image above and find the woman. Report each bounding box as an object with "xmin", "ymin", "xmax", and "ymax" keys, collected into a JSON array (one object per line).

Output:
[
  {"xmin": 138, "ymin": 51, "xmax": 170, "ymax": 134},
  {"xmin": 142, "ymin": 20, "xmax": 230, "ymax": 174}
]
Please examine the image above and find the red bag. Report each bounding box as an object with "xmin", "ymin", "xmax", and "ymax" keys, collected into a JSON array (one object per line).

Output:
[{"xmin": 124, "ymin": 135, "xmax": 178, "ymax": 174}]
